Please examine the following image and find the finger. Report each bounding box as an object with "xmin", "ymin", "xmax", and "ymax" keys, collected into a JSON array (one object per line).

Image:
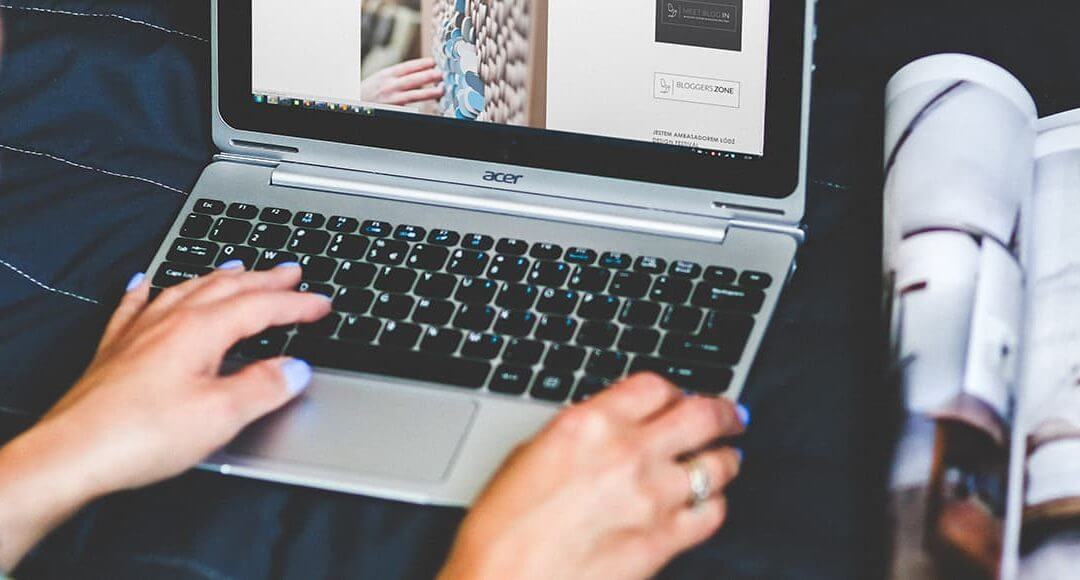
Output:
[
  {"xmin": 390, "ymin": 68, "xmax": 444, "ymax": 92},
  {"xmin": 386, "ymin": 86, "xmax": 445, "ymax": 106},
  {"xmin": 177, "ymin": 263, "xmax": 305, "ymax": 309},
  {"xmin": 584, "ymin": 372, "xmax": 682, "ymax": 423},
  {"xmin": 658, "ymin": 496, "xmax": 728, "ymax": 555},
  {"xmin": 147, "ymin": 262, "xmax": 251, "ymax": 315},
  {"xmin": 197, "ymin": 290, "xmax": 331, "ymax": 351},
  {"xmin": 386, "ymin": 56, "xmax": 437, "ymax": 77},
  {"xmin": 653, "ymin": 448, "xmax": 742, "ymax": 511},
  {"xmin": 215, "ymin": 357, "xmax": 313, "ymax": 427},
  {"xmin": 641, "ymin": 396, "xmax": 745, "ymax": 458},
  {"xmin": 98, "ymin": 272, "xmax": 150, "ymax": 354}
]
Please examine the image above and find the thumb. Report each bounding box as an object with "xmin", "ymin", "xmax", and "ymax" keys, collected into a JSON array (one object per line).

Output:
[{"xmin": 218, "ymin": 357, "xmax": 313, "ymax": 426}]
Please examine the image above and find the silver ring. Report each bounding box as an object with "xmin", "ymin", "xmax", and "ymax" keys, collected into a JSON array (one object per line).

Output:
[{"xmin": 683, "ymin": 459, "xmax": 712, "ymax": 509}]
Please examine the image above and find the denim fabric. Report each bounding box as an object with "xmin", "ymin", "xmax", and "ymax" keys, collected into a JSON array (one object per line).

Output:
[{"xmin": 1, "ymin": 0, "xmax": 1074, "ymax": 578}]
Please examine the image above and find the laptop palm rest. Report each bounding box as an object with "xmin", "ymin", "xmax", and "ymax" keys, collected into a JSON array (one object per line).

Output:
[{"xmin": 226, "ymin": 374, "xmax": 478, "ymax": 483}]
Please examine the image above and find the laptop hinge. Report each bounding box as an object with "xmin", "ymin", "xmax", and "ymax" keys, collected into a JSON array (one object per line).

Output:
[
  {"xmin": 269, "ymin": 163, "xmax": 732, "ymax": 244},
  {"xmin": 214, "ymin": 152, "xmax": 280, "ymax": 168}
]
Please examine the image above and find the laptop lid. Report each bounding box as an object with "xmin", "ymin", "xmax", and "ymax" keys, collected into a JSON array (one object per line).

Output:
[{"xmin": 212, "ymin": 0, "xmax": 813, "ymax": 225}]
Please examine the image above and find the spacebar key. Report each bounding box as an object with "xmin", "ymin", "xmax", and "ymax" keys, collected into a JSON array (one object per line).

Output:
[{"xmin": 286, "ymin": 336, "xmax": 491, "ymax": 389}]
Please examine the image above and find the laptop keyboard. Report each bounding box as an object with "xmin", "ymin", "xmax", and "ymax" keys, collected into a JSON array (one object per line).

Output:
[{"xmin": 155, "ymin": 198, "xmax": 774, "ymax": 404}]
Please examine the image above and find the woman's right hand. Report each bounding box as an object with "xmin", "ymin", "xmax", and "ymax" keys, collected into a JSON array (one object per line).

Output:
[{"xmin": 440, "ymin": 374, "xmax": 748, "ymax": 580}]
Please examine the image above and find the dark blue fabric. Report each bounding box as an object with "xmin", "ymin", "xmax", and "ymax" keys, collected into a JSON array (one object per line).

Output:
[{"xmin": 1, "ymin": 1, "xmax": 1073, "ymax": 578}]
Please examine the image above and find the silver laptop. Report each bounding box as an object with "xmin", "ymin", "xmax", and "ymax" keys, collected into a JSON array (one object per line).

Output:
[{"xmin": 147, "ymin": 0, "xmax": 815, "ymax": 506}]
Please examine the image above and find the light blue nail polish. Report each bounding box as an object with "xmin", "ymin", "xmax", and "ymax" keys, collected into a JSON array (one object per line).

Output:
[
  {"xmin": 735, "ymin": 448, "xmax": 745, "ymax": 462},
  {"xmin": 736, "ymin": 404, "xmax": 751, "ymax": 427},
  {"xmin": 275, "ymin": 261, "xmax": 302, "ymax": 269},
  {"xmin": 126, "ymin": 272, "xmax": 146, "ymax": 292},
  {"xmin": 218, "ymin": 260, "xmax": 245, "ymax": 270},
  {"xmin": 282, "ymin": 359, "xmax": 313, "ymax": 396}
]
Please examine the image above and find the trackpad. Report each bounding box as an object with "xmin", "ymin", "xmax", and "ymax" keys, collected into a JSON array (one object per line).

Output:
[{"xmin": 227, "ymin": 376, "xmax": 478, "ymax": 483}]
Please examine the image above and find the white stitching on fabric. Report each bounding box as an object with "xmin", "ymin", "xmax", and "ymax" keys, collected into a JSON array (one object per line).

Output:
[
  {"xmin": 0, "ymin": 405, "xmax": 33, "ymax": 417},
  {"xmin": 0, "ymin": 3, "xmax": 209, "ymax": 42},
  {"xmin": 0, "ymin": 143, "xmax": 189, "ymax": 196},
  {"xmin": 811, "ymin": 179, "xmax": 851, "ymax": 191},
  {"xmin": 0, "ymin": 257, "xmax": 101, "ymax": 305}
]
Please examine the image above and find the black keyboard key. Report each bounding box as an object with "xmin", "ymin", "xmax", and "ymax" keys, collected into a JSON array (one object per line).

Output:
[
  {"xmin": 298, "ymin": 312, "xmax": 341, "ymax": 336},
  {"xmin": 740, "ymin": 271, "xmax": 773, "ymax": 289},
  {"xmin": 462, "ymin": 234, "xmax": 494, "ymax": 251},
  {"xmin": 488, "ymin": 255, "xmax": 530, "ymax": 282},
  {"xmin": 496, "ymin": 283, "xmax": 538, "ymax": 310},
  {"xmin": 494, "ymin": 310, "xmax": 537, "ymax": 337},
  {"xmin": 619, "ymin": 300, "xmax": 661, "ymax": 327},
  {"xmin": 167, "ymin": 239, "xmax": 219, "ymax": 266},
  {"xmin": 649, "ymin": 276, "xmax": 693, "ymax": 304},
  {"xmin": 248, "ymin": 224, "xmax": 291, "ymax": 249},
  {"xmin": 287, "ymin": 336, "xmax": 490, "ymax": 388},
  {"xmin": 367, "ymin": 239, "xmax": 410, "ymax": 265},
  {"xmin": 288, "ymin": 229, "xmax": 331, "ymax": 254},
  {"xmin": 573, "ymin": 376, "xmax": 612, "ymax": 403},
  {"xmin": 415, "ymin": 272, "xmax": 457, "ymax": 299},
  {"xmin": 394, "ymin": 224, "xmax": 426, "ymax": 242},
  {"xmin": 529, "ymin": 261, "xmax": 571, "ymax": 287},
  {"xmin": 153, "ymin": 262, "xmax": 210, "ymax": 288},
  {"xmin": 180, "ymin": 213, "xmax": 214, "ymax": 238},
  {"xmin": 491, "ymin": 366, "xmax": 533, "ymax": 395},
  {"xmin": 372, "ymin": 293, "xmax": 415, "ymax": 320},
  {"xmin": 338, "ymin": 315, "xmax": 382, "ymax": 342},
  {"xmin": 194, "ymin": 199, "xmax": 226, "ymax": 215},
  {"xmin": 700, "ymin": 311, "xmax": 755, "ymax": 348},
  {"xmin": 531, "ymin": 372, "xmax": 574, "ymax": 402},
  {"xmin": 569, "ymin": 266, "xmax": 611, "ymax": 293},
  {"xmin": 670, "ymin": 261, "xmax": 703, "ymax": 279},
  {"xmin": 496, "ymin": 238, "xmax": 529, "ymax": 256},
  {"xmin": 255, "ymin": 250, "xmax": 299, "ymax": 270},
  {"xmin": 660, "ymin": 334, "xmax": 742, "ymax": 366},
  {"xmin": 704, "ymin": 266, "xmax": 737, "ymax": 285},
  {"xmin": 578, "ymin": 293, "xmax": 622, "ymax": 321},
  {"xmin": 456, "ymin": 278, "xmax": 499, "ymax": 304},
  {"xmin": 453, "ymin": 303, "xmax": 496, "ymax": 331},
  {"xmin": 215, "ymin": 245, "xmax": 259, "ymax": 270},
  {"xmin": 327, "ymin": 216, "xmax": 359, "ymax": 233},
  {"xmin": 609, "ymin": 271, "xmax": 651, "ymax": 298},
  {"xmin": 629, "ymin": 357, "xmax": 732, "ymax": 394},
  {"xmin": 565, "ymin": 247, "xmax": 597, "ymax": 265},
  {"xmin": 692, "ymin": 284, "xmax": 765, "ymax": 313},
  {"xmin": 600, "ymin": 252, "xmax": 632, "ymax": 270},
  {"xmin": 536, "ymin": 315, "xmax": 577, "ymax": 342},
  {"xmin": 421, "ymin": 327, "xmax": 463, "ymax": 355},
  {"xmin": 227, "ymin": 203, "xmax": 258, "ymax": 220},
  {"xmin": 577, "ymin": 321, "xmax": 618, "ymax": 349},
  {"xmin": 537, "ymin": 288, "xmax": 579, "ymax": 315},
  {"xmin": 260, "ymin": 207, "xmax": 292, "ymax": 224},
  {"xmin": 530, "ymin": 243, "xmax": 563, "ymax": 260},
  {"xmin": 333, "ymin": 287, "xmax": 375, "ymax": 313},
  {"xmin": 448, "ymin": 250, "xmax": 489, "ymax": 276},
  {"xmin": 297, "ymin": 281, "xmax": 334, "ymax": 298},
  {"xmin": 428, "ymin": 229, "xmax": 461, "ymax": 246},
  {"xmin": 462, "ymin": 332, "xmax": 504, "ymax": 360},
  {"xmin": 235, "ymin": 329, "xmax": 288, "ymax": 359},
  {"xmin": 634, "ymin": 256, "xmax": 668, "ymax": 275},
  {"xmin": 361, "ymin": 220, "xmax": 393, "ymax": 237},
  {"xmin": 209, "ymin": 218, "xmax": 252, "ymax": 244},
  {"xmin": 334, "ymin": 261, "xmax": 377, "ymax": 288},
  {"xmin": 544, "ymin": 344, "xmax": 586, "ymax": 371},
  {"xmin": 379, "ymin": 321, "xmax": 422, "ymax": 348},
  {"xmin": 413, "ymin": 298, "xmax": 455, "ymax": 326},
  {"xmin": 293, "ymin": 212, "xmax": 325, "ymax": 229},
  {"xmin": 299, "ymin": 255, "xmax": 338, "ymax": 282},
  {"xmin": 407, "ymin": 244, "xmax": 450, "ymax": 271},
  {"xmin": 661, "ymin": 305, "xmax": 703, "ymax": 333},
  {"xmin": 504, "ymin": 338, "xmax": 544, "ymax": 366},
  {"xmin": 618, "ymin": 328, "xmax": 660, "ymax": 353},
  {"xmin": 375, "ymin": 267, "xmax": 417, "ymax": 293},
  {"xmin": 586, "ymin": 351, "xmax": 629, "ymax": 378},
  {"xmin": 327, "ymin": 234, "xmax": 370, "ymax": 260}
]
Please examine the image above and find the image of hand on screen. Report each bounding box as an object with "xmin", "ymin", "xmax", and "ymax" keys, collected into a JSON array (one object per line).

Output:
[{"xmin": 361, "ymin": 56, "xmax": 445, "ymax": 106}]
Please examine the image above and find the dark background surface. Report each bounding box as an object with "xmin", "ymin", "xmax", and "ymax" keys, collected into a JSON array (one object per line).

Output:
[{"xmin": 0, "ymin": 1, "xmax": 1076, "ymax": 578}]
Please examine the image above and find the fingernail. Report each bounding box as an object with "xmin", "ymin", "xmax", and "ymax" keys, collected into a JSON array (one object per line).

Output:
[
  {"xmin": 736, "ymin": 404, "xmax": 751, "ymax": 427},
  {"xmin": 282, "ymin": 359, "xmax": 313, "ymax": 396},
  {"xmin": 126, "ymin": 272, "xmax": 146, "ymax": 292},
  {"xmin": 275, "ymin": 262, "xmax": 302, "ymax": 269},
  {"xmin": 218, "ymin": 260, "xmax": 245, "ymax": 270},
  {"xmin": 734, "ymin": 448, "xmax": 745, "ymax": 463}
]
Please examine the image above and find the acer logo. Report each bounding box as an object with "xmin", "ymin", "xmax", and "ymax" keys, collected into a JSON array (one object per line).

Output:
[{"xmin": 483, "ymin": 171, "xmax": 524, "ymax": 185}]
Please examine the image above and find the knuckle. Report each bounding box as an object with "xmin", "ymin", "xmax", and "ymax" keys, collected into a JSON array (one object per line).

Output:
[
  {"xmin": 550, "ymin": 406, "xmax": 610, "ymax": 441},
  {"xmin": 685, "ymin": 397, "xmax": 725, "ymax": 431}
]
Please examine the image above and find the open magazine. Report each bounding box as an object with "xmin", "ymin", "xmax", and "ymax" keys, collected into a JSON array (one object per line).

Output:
[{"xmin": 884, "ymin": 54, "xmax": 1080, "ymax": 578}]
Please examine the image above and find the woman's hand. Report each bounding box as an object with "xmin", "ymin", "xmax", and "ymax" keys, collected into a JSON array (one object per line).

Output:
[
  {"xmin": 0, "ymin": 263, "xmax": 330, "ymax": 570},
  {"xmin": 440, "ymin": 374, "xmax": 748, "ymax": 580},
  {"xmin": 361, "ymin": 57, "xmax": 445, "ymax": 106}
]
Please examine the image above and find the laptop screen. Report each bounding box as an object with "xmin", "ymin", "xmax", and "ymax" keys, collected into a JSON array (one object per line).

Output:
[{"xmin": 250, "ymin": 0, "xmax": 770, "ymax": 159}]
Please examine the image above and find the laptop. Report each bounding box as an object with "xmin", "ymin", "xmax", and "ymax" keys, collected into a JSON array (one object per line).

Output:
[{"xmin": 148, "ymin": 0, "xmax": 815, "ymax": 506}]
